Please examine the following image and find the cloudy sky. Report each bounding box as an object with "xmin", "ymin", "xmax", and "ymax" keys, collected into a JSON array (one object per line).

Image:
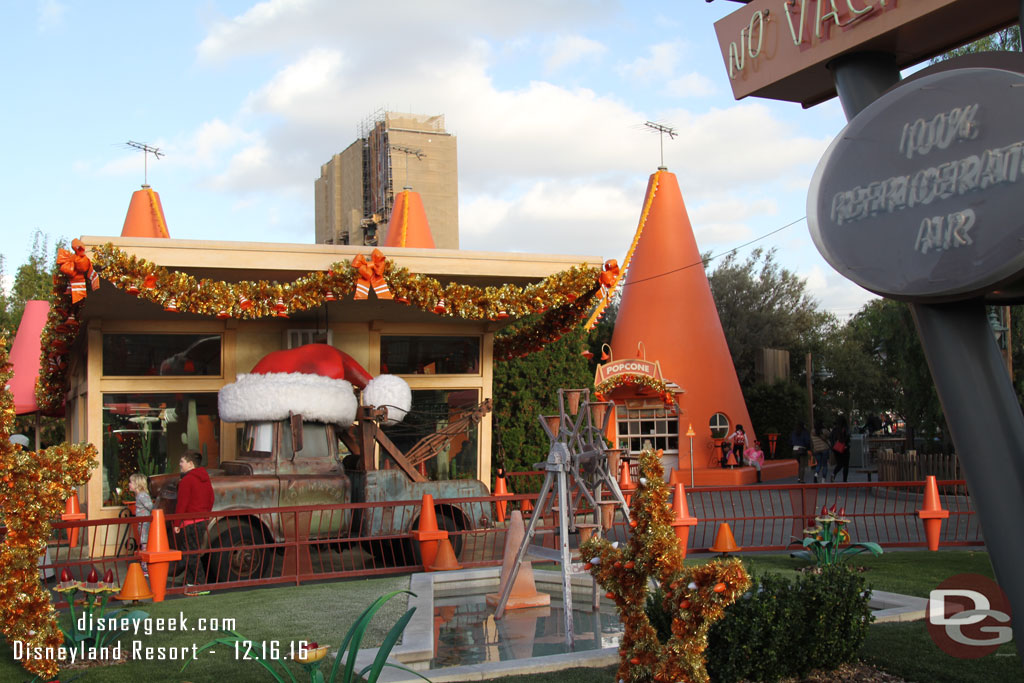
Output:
[{"xmin": 1, "ymin": 0, "xmax": 882, "ymax": 317}]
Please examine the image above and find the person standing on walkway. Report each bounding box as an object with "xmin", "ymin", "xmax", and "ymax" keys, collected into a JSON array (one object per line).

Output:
[
  {"xmin": 129, "ymin": 472, "xmax": 152, "ymax": 575},
  {"xmin": 744, "ymin": 439, "xmax": 765, "ymax": 483},
  {"xmin": 831, "ymin": 416, "xmax": 852, "ymax": 482},
  {"xmin": 790, "ymin": 423, "xmax": 811, "ymax": 483},
  {"xmin": 811, "ymin": 424, "xmax": 830, "ymax": 483},
  {"xmin": 173, "ymin": 450, "xmax": 214, "ymax": 589},
  {"xmin": 725, "ymin": 424, "xmax": 749, "ymax": 468}
]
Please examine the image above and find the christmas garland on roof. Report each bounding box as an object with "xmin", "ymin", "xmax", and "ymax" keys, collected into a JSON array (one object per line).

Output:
[
  {"xmin": 594, "ymin": 373, "xmax": 676, "ymax": 407},
  {"xmin": 36, "ymin": 243, "xmax": 603, "ymax": 411}
]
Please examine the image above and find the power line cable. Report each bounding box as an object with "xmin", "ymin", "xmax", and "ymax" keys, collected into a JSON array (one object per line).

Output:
[{"xmin": 621, "ymin": 215, "xmax": 807, "ymax": 288}]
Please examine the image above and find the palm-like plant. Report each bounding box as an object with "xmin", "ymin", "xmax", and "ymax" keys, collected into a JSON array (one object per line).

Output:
[{"xmin": 791, "ymin": 505, "xmax": 883, "ymax": 567}]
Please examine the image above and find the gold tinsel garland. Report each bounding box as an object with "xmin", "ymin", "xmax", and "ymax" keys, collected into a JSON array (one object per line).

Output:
[
  {"xmin": 594, "ymin": 374, "xmax": 676, "ymax": 407},
  {"xmin": 581, "ymin": 449, "xmax": 751, "ymax": 683},
  {"xmin": 33, "ymin": 243, "xmax": 602, "ymax": 412},
  {"xmin": 0, "ymin": 338, "xmax": 97, "ymax": 680}
]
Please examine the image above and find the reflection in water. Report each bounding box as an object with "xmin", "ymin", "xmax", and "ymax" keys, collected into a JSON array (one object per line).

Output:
[{"xmin": 430, "ymin": 594, "xmax": 622, "ymax": 669}]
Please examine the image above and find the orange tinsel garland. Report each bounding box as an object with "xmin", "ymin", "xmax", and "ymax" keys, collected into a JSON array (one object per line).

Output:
[
  {"xmin": 1, "ymin": 338, "xmax": 97, "ymax": 680},
  {"xmin": 581, "ymin": 449, "xmax": 750, "ymax": 683}
]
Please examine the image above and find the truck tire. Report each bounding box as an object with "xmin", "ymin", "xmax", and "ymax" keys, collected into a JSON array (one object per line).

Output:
[{"xmin": 206, "ymin": 521, "xmax": 271, "ymax": 583}]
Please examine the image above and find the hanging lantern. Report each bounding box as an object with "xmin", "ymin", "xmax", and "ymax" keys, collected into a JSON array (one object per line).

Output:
[
  {"xmin": 239, "ymin": 295, "xmax": 252, "ymax": 310},
  {"xmin": 432, "ymin": 299, "xmax": 447, "ymax": 315},
  {"xmin": 164, "ymin": 298, "xmax": 178, "ymax": 313},
  {"xmin": 126, "ymin": 284, "xmax": 140, "ymax": 295},
  {"xmin": 216, "ymin": 310, "xmax": 230, "ymax": 319},
  {"xmin": 324, "ymin": 291, "xmax": 336, "ymax": 302},
  {"xmin": 496, "ymin": 310, "xmax": 509, "ymax": 320},
  {"xmin": 143, "ymin": 274, "xmax": 157, "ymax": 290}
]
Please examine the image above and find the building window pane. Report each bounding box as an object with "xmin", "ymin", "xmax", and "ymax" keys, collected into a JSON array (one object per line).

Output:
[
  {"xmin": 380, "ymin": 336, "xmax": 480, "ymax": 375},
  {"xmin": 710, "ymin": 412, "xmax": 730, "ymax": 439},
  {"xmin": 102, "ymin": 393, "xmax": 220, "ymax": 506},
  {"xmin": 617, "ymin": 402, "xmax": 678, "ymax": 456},
  {"xmin": 381, "ymin": 389, "xmax": 480, "ymax": 480},
  {"xmin": 102, "ymin": 334, "xmax": 222, "ymax": 376}
]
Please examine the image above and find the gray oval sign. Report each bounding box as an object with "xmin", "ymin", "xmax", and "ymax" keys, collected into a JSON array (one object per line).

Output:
[{"xmin": 808, "ymin": 66, "xmax": 1024, "ymax": 302}]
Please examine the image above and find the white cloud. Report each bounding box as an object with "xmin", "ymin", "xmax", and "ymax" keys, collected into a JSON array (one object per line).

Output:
[
  {"xmin": 665, "ymin": 72, "xmax": 717, "ymax": 98},
  {"xmin": 801, "ymin": 264, "xmax": 879, "ymax": 317},
  {"xmin": 616, "ymin": 41, "xmax": 682, "ymax": 82},
  {"xmin": 245, "ymin": 48, "xmax": 346, "ymax": 115},
  {"xmin": 37, "ymin": 0, "xmax": 66, "ymax": 32},
  {"xmin": 543, "ymin": 35, "xmax": 606, "ymax": 73}
]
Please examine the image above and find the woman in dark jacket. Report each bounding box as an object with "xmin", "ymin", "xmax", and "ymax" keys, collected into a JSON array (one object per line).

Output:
[{"xmin": 831, "ymin": 417, "xmax": 851, "ymax": 482}]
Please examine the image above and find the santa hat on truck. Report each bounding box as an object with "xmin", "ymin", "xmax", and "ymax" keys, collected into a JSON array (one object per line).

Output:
[{"xmin": 218, "ymin": 343, "xmax": 412, "ymax": 426}]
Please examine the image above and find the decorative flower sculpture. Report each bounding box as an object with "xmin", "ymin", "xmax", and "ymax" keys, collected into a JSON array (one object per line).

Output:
[{"xmin": 581, "ymin": 449, "xmax": 751, "ymax": 683}]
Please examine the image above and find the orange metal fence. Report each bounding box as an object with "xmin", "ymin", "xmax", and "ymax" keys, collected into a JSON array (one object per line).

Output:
[{"xmin": 41, "ymin": 480, "xmax": 981, "ymax": 599}]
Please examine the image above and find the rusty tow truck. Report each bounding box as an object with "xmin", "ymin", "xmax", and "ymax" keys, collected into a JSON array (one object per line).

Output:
[{"xmin": 150, "ymin": 344, "xmax": 493, "ymax": 581}]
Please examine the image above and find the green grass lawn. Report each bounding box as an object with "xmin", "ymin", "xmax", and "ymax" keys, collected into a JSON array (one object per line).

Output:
[
  {"xmin": 1, "ymin": 551, "xmax": 1019, "ymax": 682},
  {"xmin": 0, "ymin": 575, "xmax": 408, "ymax": 683}
]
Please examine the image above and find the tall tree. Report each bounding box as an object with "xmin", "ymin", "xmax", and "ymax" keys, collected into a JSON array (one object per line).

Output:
[
  {"xmin": 707, "ymin": 248, "xmax": 830, "ymax": 391},
  {"xmin": 932, "ymin": 25, "xmax": 1021, "ymax": 61},
  {"xmin": 492, "ymin": 325, "xmax": 594, "ymax": 478},
  {"xmin": 0, "ymin": 230, "xmax": 56, "ymax": 343},
  {"xmin": 843, "ymin": 299, "xmax": 947, "ymax": 442}
]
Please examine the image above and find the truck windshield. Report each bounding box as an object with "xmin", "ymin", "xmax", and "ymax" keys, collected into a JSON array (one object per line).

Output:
[{"xmin": 280, "ymin": 422, "xmax": 331, "ymax": 459}]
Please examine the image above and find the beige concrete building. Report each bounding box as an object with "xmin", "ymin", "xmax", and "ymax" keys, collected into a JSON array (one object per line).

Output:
[{"xmin": 315, "ymin": 112, "xmax": 459, "ymax": 249}]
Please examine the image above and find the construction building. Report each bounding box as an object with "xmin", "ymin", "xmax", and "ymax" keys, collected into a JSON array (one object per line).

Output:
[{"xmin": 314, "ymin": 111, "xmax": 459, "ymax": 249}]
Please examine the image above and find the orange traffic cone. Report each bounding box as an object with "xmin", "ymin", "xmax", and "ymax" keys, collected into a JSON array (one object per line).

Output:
[
  {"xmin": 493, "ymin": 470, "xmax": 511, "ymax": 523},
  {"xmin": 115, "ymin": 562, "xmax": 153, "ymax": 602},
  {"xmin": 410, "ymin": 494, "xmax": 448, "ymax": 571},
  {"xmin": 520, "ymin": 498, "xmax": 534, "ymax": 516},
  {"xmin": 62, "ymin": 493, "xmax": 86, "ymax": 548},
  {"xmin": 917, "ymin": 475, "xmax": 950, "ymax": 551},
  {"xmin": 486, "ymin": 511, "xmax": 550, "ymax": 610},
  {"xmin": 139, "ymin": 508, "xmax": 182, "ymax": 602},
  {"xmin": 619, "ymin": 460, "xmax": 634, "ymax": 506},
  {"xmin": 709, "ymin": 522, "xmax": 741, "ymax": 555},
  {"xmin": 430, "ymin": 538, "xmax": 463, "ymax": 571},
  {"xmin": 670, "ymin": 484, "xmax": 698, "ymax": 559}
]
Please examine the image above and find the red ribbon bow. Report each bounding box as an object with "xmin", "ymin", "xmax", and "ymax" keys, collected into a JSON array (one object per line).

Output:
[
  {"xmin": 56, "ymin": 239, "xmax": 99, "ymax": 304},
  {"xmin": 598, "ymin": 259, "xmax": 620, "ymax": 298},
  {"xmin": 352, "ymin": 249, "xmax": 392, "ymax": 300}
]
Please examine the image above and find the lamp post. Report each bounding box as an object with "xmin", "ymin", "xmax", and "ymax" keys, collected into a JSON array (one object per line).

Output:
[{"xmin": 686, "ymin": 423, "xmax": 696, "ymax": 488}]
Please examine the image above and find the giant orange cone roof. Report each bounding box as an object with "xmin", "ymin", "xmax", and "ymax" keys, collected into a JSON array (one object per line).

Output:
[
  {"xmin": 383, "ymin": 189, "xmax": 435, "ymax": 248},
  {"xmin": 609, "ymin": 170, "xmax": 753, "ymax": 446},
  {"xmin": 121, "ymin": 186, "xmax": 170, "ymax": 238}
]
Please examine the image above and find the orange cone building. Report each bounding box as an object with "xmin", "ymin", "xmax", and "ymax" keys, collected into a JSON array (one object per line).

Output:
[
  {"xmin": 383, "ymin": 189, "xmax": 435, "ymax": 248},
  {"xmin": 121, "ymin": 185, "xmax": 170, "ymax": 238},
  {"xmin": 598, "ymin": 169, "xmax": 792, "ymax": 485}
]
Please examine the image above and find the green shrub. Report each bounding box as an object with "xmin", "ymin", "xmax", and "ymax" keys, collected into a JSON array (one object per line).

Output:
[{"xmin": 646, "ymin": 566, "xmax": 873, "ymax": 683}]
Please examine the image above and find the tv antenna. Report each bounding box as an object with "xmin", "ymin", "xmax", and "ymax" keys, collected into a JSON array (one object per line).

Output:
[
  {"xmin": 389, "ymin": 144, "xmax": 425, "ymax": 190},
  {"xmin": 643, "ymin": 121, "xmax": 676, "ymax": 170},
  {"xmin": 125, "ymin": 140, "xmax": 164, "ymax": 187}
]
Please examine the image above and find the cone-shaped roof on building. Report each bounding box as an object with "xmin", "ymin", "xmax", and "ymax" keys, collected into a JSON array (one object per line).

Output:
[
  {"xmin": 609, "ymin": 170, "xmax": 753, "ymax": 438},
  {"xmin": 384, "ymin": 189, "xmax": 435, "ymax": 248},
  {"xmin": 9, "ymin": 300, "xmax": 49, "ymax": 415},
  {"xmin": 121, "ymin": 186, "xmax": 170, "ymax": 238}
]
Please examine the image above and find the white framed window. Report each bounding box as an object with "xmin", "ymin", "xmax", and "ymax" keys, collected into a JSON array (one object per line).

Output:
[
  {"xmin": 710, "ymin": 412, "xmax": 730, "ymax": 440},
  {"xmin": 617, "ymin": 401, "xmax": 678, "ymax": 455}
]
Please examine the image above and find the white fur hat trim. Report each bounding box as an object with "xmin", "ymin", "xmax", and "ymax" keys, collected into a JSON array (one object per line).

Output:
[
  {"xmin": 219, "ymin": 372, "xmax": 358, "ymax": 425},
  {"xmin": 362, "ymin": 374, "xmax": 412, "ymax": 425}
]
